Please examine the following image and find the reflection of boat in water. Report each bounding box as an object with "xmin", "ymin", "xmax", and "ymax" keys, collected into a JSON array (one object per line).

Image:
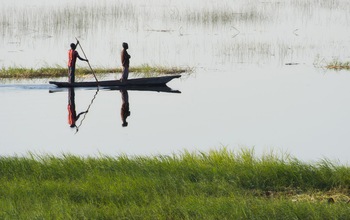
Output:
[
  {"xmin": 49, "ymin": 75, "xmax": 181, "ymax": 88},
  {"xmin": 52, "ymin": 85, "xmax": 180, "ymax": 131}
]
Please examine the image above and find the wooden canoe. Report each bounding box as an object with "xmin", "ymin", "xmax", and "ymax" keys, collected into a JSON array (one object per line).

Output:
[
  {"xmin": 49, "ymin": 85, "xmax": 181, "ymax": 94},
  {"xmin": 105, "ymin": 86, "xmax": 181, "ymax": 93},
  {"xmin": 49, "ymin": 75, "xmax": 181, "ymax": 88}
]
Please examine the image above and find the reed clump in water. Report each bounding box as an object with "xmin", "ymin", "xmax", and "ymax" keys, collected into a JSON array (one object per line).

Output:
[
  {"xmin": 0, "ymin": 65, "xmax": 191, "ymax": 79},
  {"xmin": 326, "ymin": 61, "xmax": 350, "ymax": 70},
  {"xmin": 0, "ymin": 148, "xmax": 349, "ymax": 219}
]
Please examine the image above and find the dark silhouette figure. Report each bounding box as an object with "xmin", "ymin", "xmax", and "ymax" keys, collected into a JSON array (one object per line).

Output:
[
  {"xmin": 120, "ymin": 89, "xmax": 130, "ymax": 127},
  {"xmin": 120, "ymin": 42, "xmax": 131, "ymax": 82}
]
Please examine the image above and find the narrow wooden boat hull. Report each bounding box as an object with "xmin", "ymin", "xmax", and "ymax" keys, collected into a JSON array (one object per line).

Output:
[
  {"xmin": 106, "ymin": 85, "xmax": 181, "ymax": 93},
  {"xmin": 49, "ymin": 75, "xmax": 181, "ymax": 88},
  {"xmin": 49, "ymin": 85, "xmax": 181, "ymax": 94}
]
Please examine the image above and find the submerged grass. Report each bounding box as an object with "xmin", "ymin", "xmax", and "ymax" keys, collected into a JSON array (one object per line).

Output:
[
  {"xmin": 0, "ymin": 148, "xmax": 349, "ymax": 219},
  {"xmin": 0, "ymin": 64, "xmax": 191, "ymax": 79}
]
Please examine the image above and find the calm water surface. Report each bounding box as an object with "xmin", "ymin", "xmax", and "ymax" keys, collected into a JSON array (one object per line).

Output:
[{"xmin": 1, "ymin": 0, "xmax": 350, "ymax": 163}]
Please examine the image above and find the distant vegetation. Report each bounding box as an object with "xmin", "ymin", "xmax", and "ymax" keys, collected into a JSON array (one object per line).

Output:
[
  {"xmin": 326, "ymin": 61, "xmax": 350, "ymax": 70},
  {"xmin": 0, "ymin": 64, "xmax": 192, "ymax": 79},
  {"xmin": 0, "ymin": 148, "xmax": 349, "ymax": 219}
]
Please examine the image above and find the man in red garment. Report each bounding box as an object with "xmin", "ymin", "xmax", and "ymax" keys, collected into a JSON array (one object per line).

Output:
[{"xmin": 68, "ymin": 41, "xmax": 88, "ymax": 83}]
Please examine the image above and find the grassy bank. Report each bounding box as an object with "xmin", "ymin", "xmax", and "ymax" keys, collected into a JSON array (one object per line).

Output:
[
  {"xmin": 0, "ymin": 149, "xmax": 349, "ymax": 219},
  {"xmin": 0, "ymin": 64, "xmax": 191, "ymax": 79}
]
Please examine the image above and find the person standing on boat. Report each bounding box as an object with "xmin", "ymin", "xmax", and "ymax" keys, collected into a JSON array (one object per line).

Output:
[
  {"xmin": 68, "ymin": 41, "xmax": 88, "ymax": 83},
  {"xmin": 120, "ymin": 42, "xmax": 131, "ymax": 82}
]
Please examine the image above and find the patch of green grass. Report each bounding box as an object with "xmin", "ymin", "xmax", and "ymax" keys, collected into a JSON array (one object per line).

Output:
[
  {"xmin": 0, "ymin": 148, "xmax": 349, "ymax": 219},
  {"xmin": 131, "ymin": 64, "xmax": 191, "ymax": 75},
  {"xmin": 326, "ymin": 60, "xmax": 350, "ymax": 70},
  {"xmin": 0, "ymin": 64, "xmax": 192, "ymax": 79}
]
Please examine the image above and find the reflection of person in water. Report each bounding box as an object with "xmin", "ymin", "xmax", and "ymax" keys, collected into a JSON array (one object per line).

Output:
[
  {"xmin": 68, "ymin": 88, "xmax": 88, "ymax": 129},
  {"xmin": 120, "ymin": 89, "xmax": 131, "ymax": 127}
]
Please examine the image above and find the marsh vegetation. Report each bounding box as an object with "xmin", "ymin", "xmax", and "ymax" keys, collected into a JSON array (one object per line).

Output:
[
  {"xmin": 326, "ymin": 61, "xmax": 350, "ymax": 70},
  {"xmin": 1, "ymin": 0, "xmax": 350, "ymax": 218},
  {"xmin": 0, "ymin": 65, "xmax": 191, "ymax": 79},
  {"xmin": 1, "ymin": 0, "xmax": 349, "ymax": 68},
  {"xmin": 0, "ymin": 149, "xmax": 349, "ymax": 219}
]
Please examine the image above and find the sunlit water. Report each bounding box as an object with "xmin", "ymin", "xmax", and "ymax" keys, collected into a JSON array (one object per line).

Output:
[{"xmin": 1, "ymin": 0, "xmax": 350, "ymax": 163}]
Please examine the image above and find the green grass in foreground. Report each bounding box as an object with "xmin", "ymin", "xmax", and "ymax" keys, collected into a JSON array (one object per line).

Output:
[
  {"xmin": 0, "ymin": 64, "xmax": 191, "ymax": 79},
  {"xmin": 0, "ymin": 148, "xmax": 349, "ymax": 219}
]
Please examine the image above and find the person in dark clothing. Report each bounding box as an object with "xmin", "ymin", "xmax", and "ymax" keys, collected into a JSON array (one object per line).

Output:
[{"xmin": 120, "ymin": 42, "xmax": 131, "ymax": 82}]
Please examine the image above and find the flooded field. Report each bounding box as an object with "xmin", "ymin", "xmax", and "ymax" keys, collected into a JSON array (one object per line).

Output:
[
  {"xmin": 1, "ymin": 0, "xmax": 350, "ymax": 163},
  {"xmin": 2, "ymin": 0, "xmax": 350, "ymax": 68}
]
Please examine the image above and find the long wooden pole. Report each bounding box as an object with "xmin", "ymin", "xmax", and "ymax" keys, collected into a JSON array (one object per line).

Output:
[{"xmin": 75, "ymin": 37, "xmax": 99, "ymax": 85}]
